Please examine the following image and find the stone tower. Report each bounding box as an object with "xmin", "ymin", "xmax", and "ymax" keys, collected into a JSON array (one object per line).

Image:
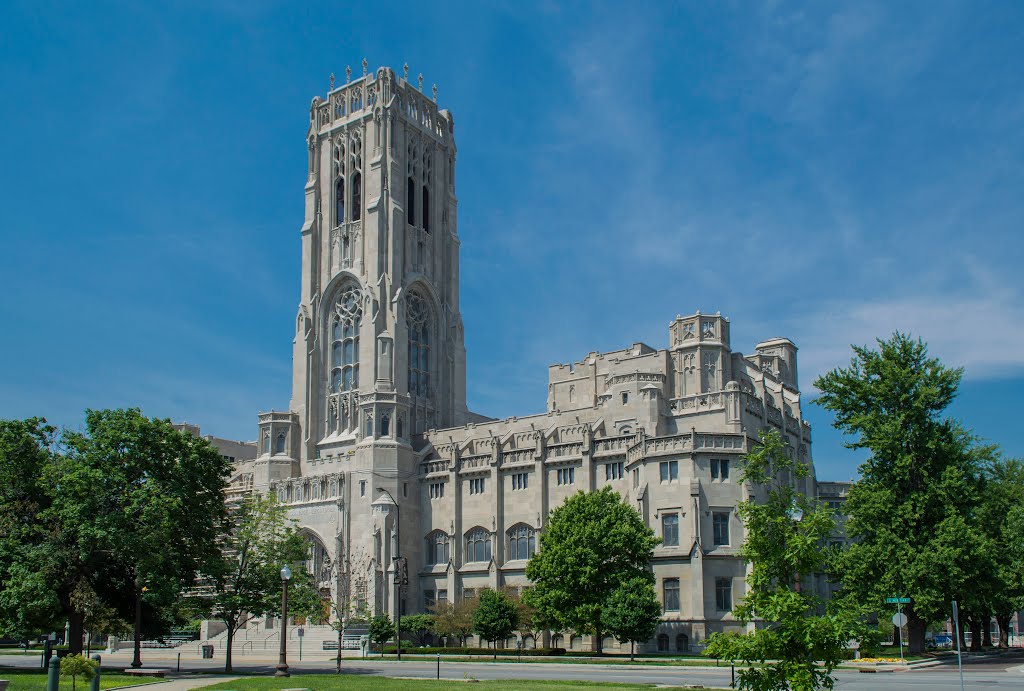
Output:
[{"xmin": 253, "ymin": 64, "xmax": 469, "ymax": 619}]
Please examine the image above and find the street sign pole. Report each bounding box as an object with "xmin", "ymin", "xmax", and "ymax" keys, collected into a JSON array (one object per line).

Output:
[
  {"xmin": 952, "ymin": 600, "xmax": 965, "ymax": 691},
  {"xmin": 897, "ymin": 601, "xmax": 905, "ymax": 663}
]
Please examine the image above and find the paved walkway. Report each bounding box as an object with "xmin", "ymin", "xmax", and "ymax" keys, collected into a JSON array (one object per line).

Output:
[{"xmin": 116, "ymin": 676, "xmax": 238, "ymax": 691}]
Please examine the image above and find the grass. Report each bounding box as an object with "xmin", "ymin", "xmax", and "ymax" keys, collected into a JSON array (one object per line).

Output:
[
  {"xmin": 365, "ymin": 654, "xmax": 730, "ymax": 667},
  {"xmin": 201, "ymin": 676, "xmax": 729, "ymax": 691},
  {"xmin": 0, "ymin": 669, "xmax": 159, "ymax": 691}
]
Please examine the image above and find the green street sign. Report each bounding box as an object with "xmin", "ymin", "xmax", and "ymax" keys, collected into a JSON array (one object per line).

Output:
[{"xmin": 886, "ymin": 597, "xmax": 911, "ymax": 604}]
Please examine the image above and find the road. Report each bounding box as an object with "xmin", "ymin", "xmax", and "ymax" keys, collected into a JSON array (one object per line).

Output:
[{"xmin": 3, "ymin": 651, "xmax": 1024, "ymax": 690}]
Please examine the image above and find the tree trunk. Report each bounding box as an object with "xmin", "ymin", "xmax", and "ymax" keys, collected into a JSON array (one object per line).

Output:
[
  {"xmin": 594, "ymin": 626, "xmax": 603, "ymax": 656},
  {"xmin": 969, "ymin": 618, "xmax": 982, "ymax": 651},
  {"xmin": 996, "ymin": 614, "xmax": 1011, "ymax": 649},
  {"xmin": 630, "ymin": 640, "xmax": 635, "ymax": 662},
  {"xmin": 225, "ymin": 625, "xmax": 234, "ymax": 673},
  {"xmin": 336, "ymin": 624, "xmax": 343, "ymax": 673},
  {"xmin": 982, "ymin": 616, "xmax": 993, "ymax": 648},
  {"xmin": 904, "ymin": 613, "xmax": 927, "ymax": 655},
  {"xmin": 67, "ymin": 610, "xmax": 86, "ymax": 655}
]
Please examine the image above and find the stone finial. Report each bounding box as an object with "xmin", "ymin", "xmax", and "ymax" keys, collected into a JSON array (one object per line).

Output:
[
  {"xmin": 345, "ymin": 65, "xmax": 352, "ymax": 83},
  {"xmin": 329, "ymin": 72, "xmax": 335, "ymax": 90},
  {"xmin": 362, "ymin": 58, "xmax": 368, "ymax": 76},
  {"xmin": 418, "ymin": 73, "xmax": 424, "ymax": 91},
  {"xmin": 403, "ymin": 62, "xmax": 409, "ymax": 80},
  {"xmin": 432, "ymin": 84, "xmax": 438, "ymax": 102}
]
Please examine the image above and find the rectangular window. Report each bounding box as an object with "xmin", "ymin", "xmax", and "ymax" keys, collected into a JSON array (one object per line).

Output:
[
  {"xmin": 711, "ymin": 458, "xmax": 730, "ymax": 480},
  {"xmin": 660, "ymin": 460, "xmax": 678, "ymax": 483},
  {"xmin": 661, "ymin": 513, "xmax": 679, "ymax": 547},
  {"xmin": 463, "ymin": 588, "xmax": 476, "ymax": 600},
  {"xmin": 359, "ymin": 480, "xmax": 366, "ymax": 497},
  {"xmin": 429, "ymin": 482, "xmax": 445, "ymax": 499},
  {"xmin": 511, "ymin": 472, "xmax": 529, "ymax": 490},
  {"xmin": 632, "ymin": 468, "xmax": 639, "ymax": 488},
  {"xmin": 424, "ymin": 589, "xmax": 436, "ymax": 609},
  {"xmin": 716, "ymin": 578, "xmax": 733, "ymax": 612},
  {"xmin": 469, "ymin": 478, "xmax": 485, "ymax": 495},
  {"xmin": 605, "ymin": 461, "xmax": 624, "ymax": 481},
  {"xmin": 713, "ymin": 511, "xmax": 730, "ymax": 546},
  {"xmin": 663, "ymin": 578, "xmax": 680, "ymax": 612},
  {"xmin": 437, "ymin": 589, "xmax": 448, "ymax": 605},
  {"xmin": 557, "ymin": 467, "xmax": 576, "ymax": 486}
]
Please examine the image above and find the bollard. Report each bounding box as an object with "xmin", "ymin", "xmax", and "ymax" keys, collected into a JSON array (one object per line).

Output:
[
  {"xmin": 731, "ymin": 663, "xmax": 735, "ymax": 688},
  {"xmin": 177, "ymin": 653, "xmax": 181, "ymax": 672},
  {"xmin": 46, "ymin": 656, "xmax": 59, "ymax": 691},
  {"xmin": 90, "ymin": 655, "xmax": 101, "ymax": 691}
]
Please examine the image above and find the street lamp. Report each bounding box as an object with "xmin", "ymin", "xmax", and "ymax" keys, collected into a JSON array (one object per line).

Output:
[
  {"xmin": 374, "ymin": 488, "xmax": 404, "ymax": 661},
  {"xmin": 275, "ymin": 565, "xmax": 293, "ymax": 678}
]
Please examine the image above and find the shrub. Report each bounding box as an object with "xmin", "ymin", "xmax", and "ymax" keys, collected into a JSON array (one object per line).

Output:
[
  {"xmin": 60, "ymin": 654, "xmax": 98, "ymax": 691},
  {"xmin": 381, "ymin": 645, "xmax": 566, "ymax": 656}
]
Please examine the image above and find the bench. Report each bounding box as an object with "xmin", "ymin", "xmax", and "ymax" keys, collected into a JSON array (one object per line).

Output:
[{"xmin": 122, "ymin": 669, "xmax": 167, "ymax": 678}]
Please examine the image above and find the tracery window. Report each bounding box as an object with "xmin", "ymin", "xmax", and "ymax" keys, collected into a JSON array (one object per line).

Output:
[
  {"xmin": 406, "ymin": 292, "xmax": 431, "ymax": 398},
  {"xmin": 407, "ymin": 176, "xmax": 416, "ymax": 226},
  {"xmin": 422, "ymin": 185, "xmax": 430, "ymax": 232},
  {"xmin": 275, "ymin": 433, "xmax": 286, "ymax": 455},
  {"xmin": 507, "ymin": 524, "xmax": 535, "ymax": 561},
  {"xmin": 330, "ymin": 285, "xmax": 362, "ymax": 394},
  {"xmin": 349, "ymin": 134, "xmax": 362, "ymax": 222},
  {"xmin": 333, "ymin": 142, "xmax": 346, "ymax": 225},
  {"xmin": 465, "ymin": 527, "xmax": 491, "ymax": 563},
  {"xmin": 335, "ymin": 178, "xmax": 345, "ymax": 225},
  {"xmin": 426, "ymin": 530, "xmax": 450, "ymax": 565}
]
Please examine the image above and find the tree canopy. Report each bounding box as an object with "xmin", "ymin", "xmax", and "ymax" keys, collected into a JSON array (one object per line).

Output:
[
  {"xmin": 814, "ymin": 333, "xmax": 994, "ymax": 653},
  {"xmin": 601, "ymin": 577, "xmax": 662, "ymax": 661},
  {"xmin": 201, "ymin": 493, "xmax": 313, "ymax": 672},
  {"xmin": 524, "ymin": 486, "xmax": 659, "ymax": 654},
  {"xmin": 703, "ymin": 429, "xmax": 865, "ymax": 690},
  {"xmin": 472, "ymin": 588, "xmax": 519, "ymax": 658},
  {"xmin": 0, "ymin": 410, "xmax": 233, "ymax": 653}
]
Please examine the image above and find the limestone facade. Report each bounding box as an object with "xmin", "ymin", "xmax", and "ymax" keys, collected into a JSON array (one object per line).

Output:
[{"xmin": 227, "ymin": 63, "xmax": 834, "ymax": 653}]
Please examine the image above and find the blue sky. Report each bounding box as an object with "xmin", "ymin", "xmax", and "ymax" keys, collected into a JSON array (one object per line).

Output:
[{"xmin": 1, "ymin": 1, "xmax": 1022, "ymax": 480}]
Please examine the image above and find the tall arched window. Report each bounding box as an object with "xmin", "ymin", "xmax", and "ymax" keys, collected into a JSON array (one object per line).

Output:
[
  {"xmin": 465, "ymin": 527, "xmax": 491, "ymax": 563},
  {"xmin": 380, "ymin": 413, "xmax": 390, "ymax": 437},
  {"xmin": 426, "ymin": 531, "xmax": 450, "ymax": 565},
  {"xmin": 406, "ymin": 292, "xmax": 430, "ymax": 398},
  {"xmin": 335, "ymin": 177, "xmax": 345, "ymax": 225},
  {"xmin": 507, "ymin": 524, "xmax": 536, "ymax": 561},
  {"xmin": 675, "ymin": 633, "xmax": 689, "ymax": 652},
  {"xmin": 330, "ymin": 285, "xmax": 362, "ymax": 394},
  {"xmin": 407, "ymin": 176, "xmax": 416, "ymax": 226},
  {"xmin": 351, "ymin": 172, "xmax": 361, "ymax": 221},
  {"xmin": 422, "ymin": 185, "xmax": 430, "ymax": 232},
  {"xmin": 275, "ymin": 433, "xmax": 286, "ymax": 455}
]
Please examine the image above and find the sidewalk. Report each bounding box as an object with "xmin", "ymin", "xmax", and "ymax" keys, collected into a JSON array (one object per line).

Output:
[{"xmin": 115, "ymin": 676, "xmax": 239, "ymax": 691}]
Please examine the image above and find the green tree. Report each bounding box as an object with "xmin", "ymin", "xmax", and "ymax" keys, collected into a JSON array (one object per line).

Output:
[
  {"xmin": 524, "ymin": 486, "xmax": 659, "ymax": 654},
  {"xmin": 430, "ymin": 597, "xmax": 476, "ymax": 646},
  {"xmin": 400, "ymin": 613, "xmax": 435, "ymax": 646},
  {"xmin": 602, "ymin": 577, "xmax": 661, "ymax": 661},
  {"xmin": 368, "ymin": 613, "xmax": 394, "ymax": 655},
  {"xmin": 0, "ymin": 418, "xmax": 63, "ymax": 639},
  {"xmin": 202, "ymin": 493, "xmax": 312, "ymax": 672},
  {"xmin": 703, "ymin": 429, "xmax": 864, "ymax": 691},
  {"xmin": 974, "ymin": 458, "xmax": 1024, "ymax": 648},
  {"xmin": 0, "ymin": 411, "xmax": 232, "ymax": 654},
  {"xmin": 59, "ymin": 653, "xmax": 98, "ymax": 691},
  {"xmin": 815, "ymin": 334, "xmax": 992, "ymax": 653},
  {"xmin": 472, "ymin": 588, "xmax": 519, "ymax": 659}
]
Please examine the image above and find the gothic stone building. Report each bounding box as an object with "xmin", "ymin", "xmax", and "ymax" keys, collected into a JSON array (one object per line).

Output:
[{"xmin": 228, "ymin": 63, "xmax": 827, "ymax": 654}]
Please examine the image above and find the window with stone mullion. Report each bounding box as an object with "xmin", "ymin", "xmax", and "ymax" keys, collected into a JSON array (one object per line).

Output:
[
  {"xmin": 407, "ymin": 293, "xmax": 431, "ymax": 399},
  {"xmin": 330, "ymin": 286, "xmax": 362, "ymax": 395}
]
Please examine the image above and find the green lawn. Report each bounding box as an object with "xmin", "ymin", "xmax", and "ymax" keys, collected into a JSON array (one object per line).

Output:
[
  {"xmin": 202, "ymin": 677, "xmax": 727, "ymax": 691},
  {"xmin": 367, "ymin": 655, "xmax": 730, "ymax": 667},
  {"xmin": 0, "ymin": 669, "xmax": 158, "ymax": 691}
]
